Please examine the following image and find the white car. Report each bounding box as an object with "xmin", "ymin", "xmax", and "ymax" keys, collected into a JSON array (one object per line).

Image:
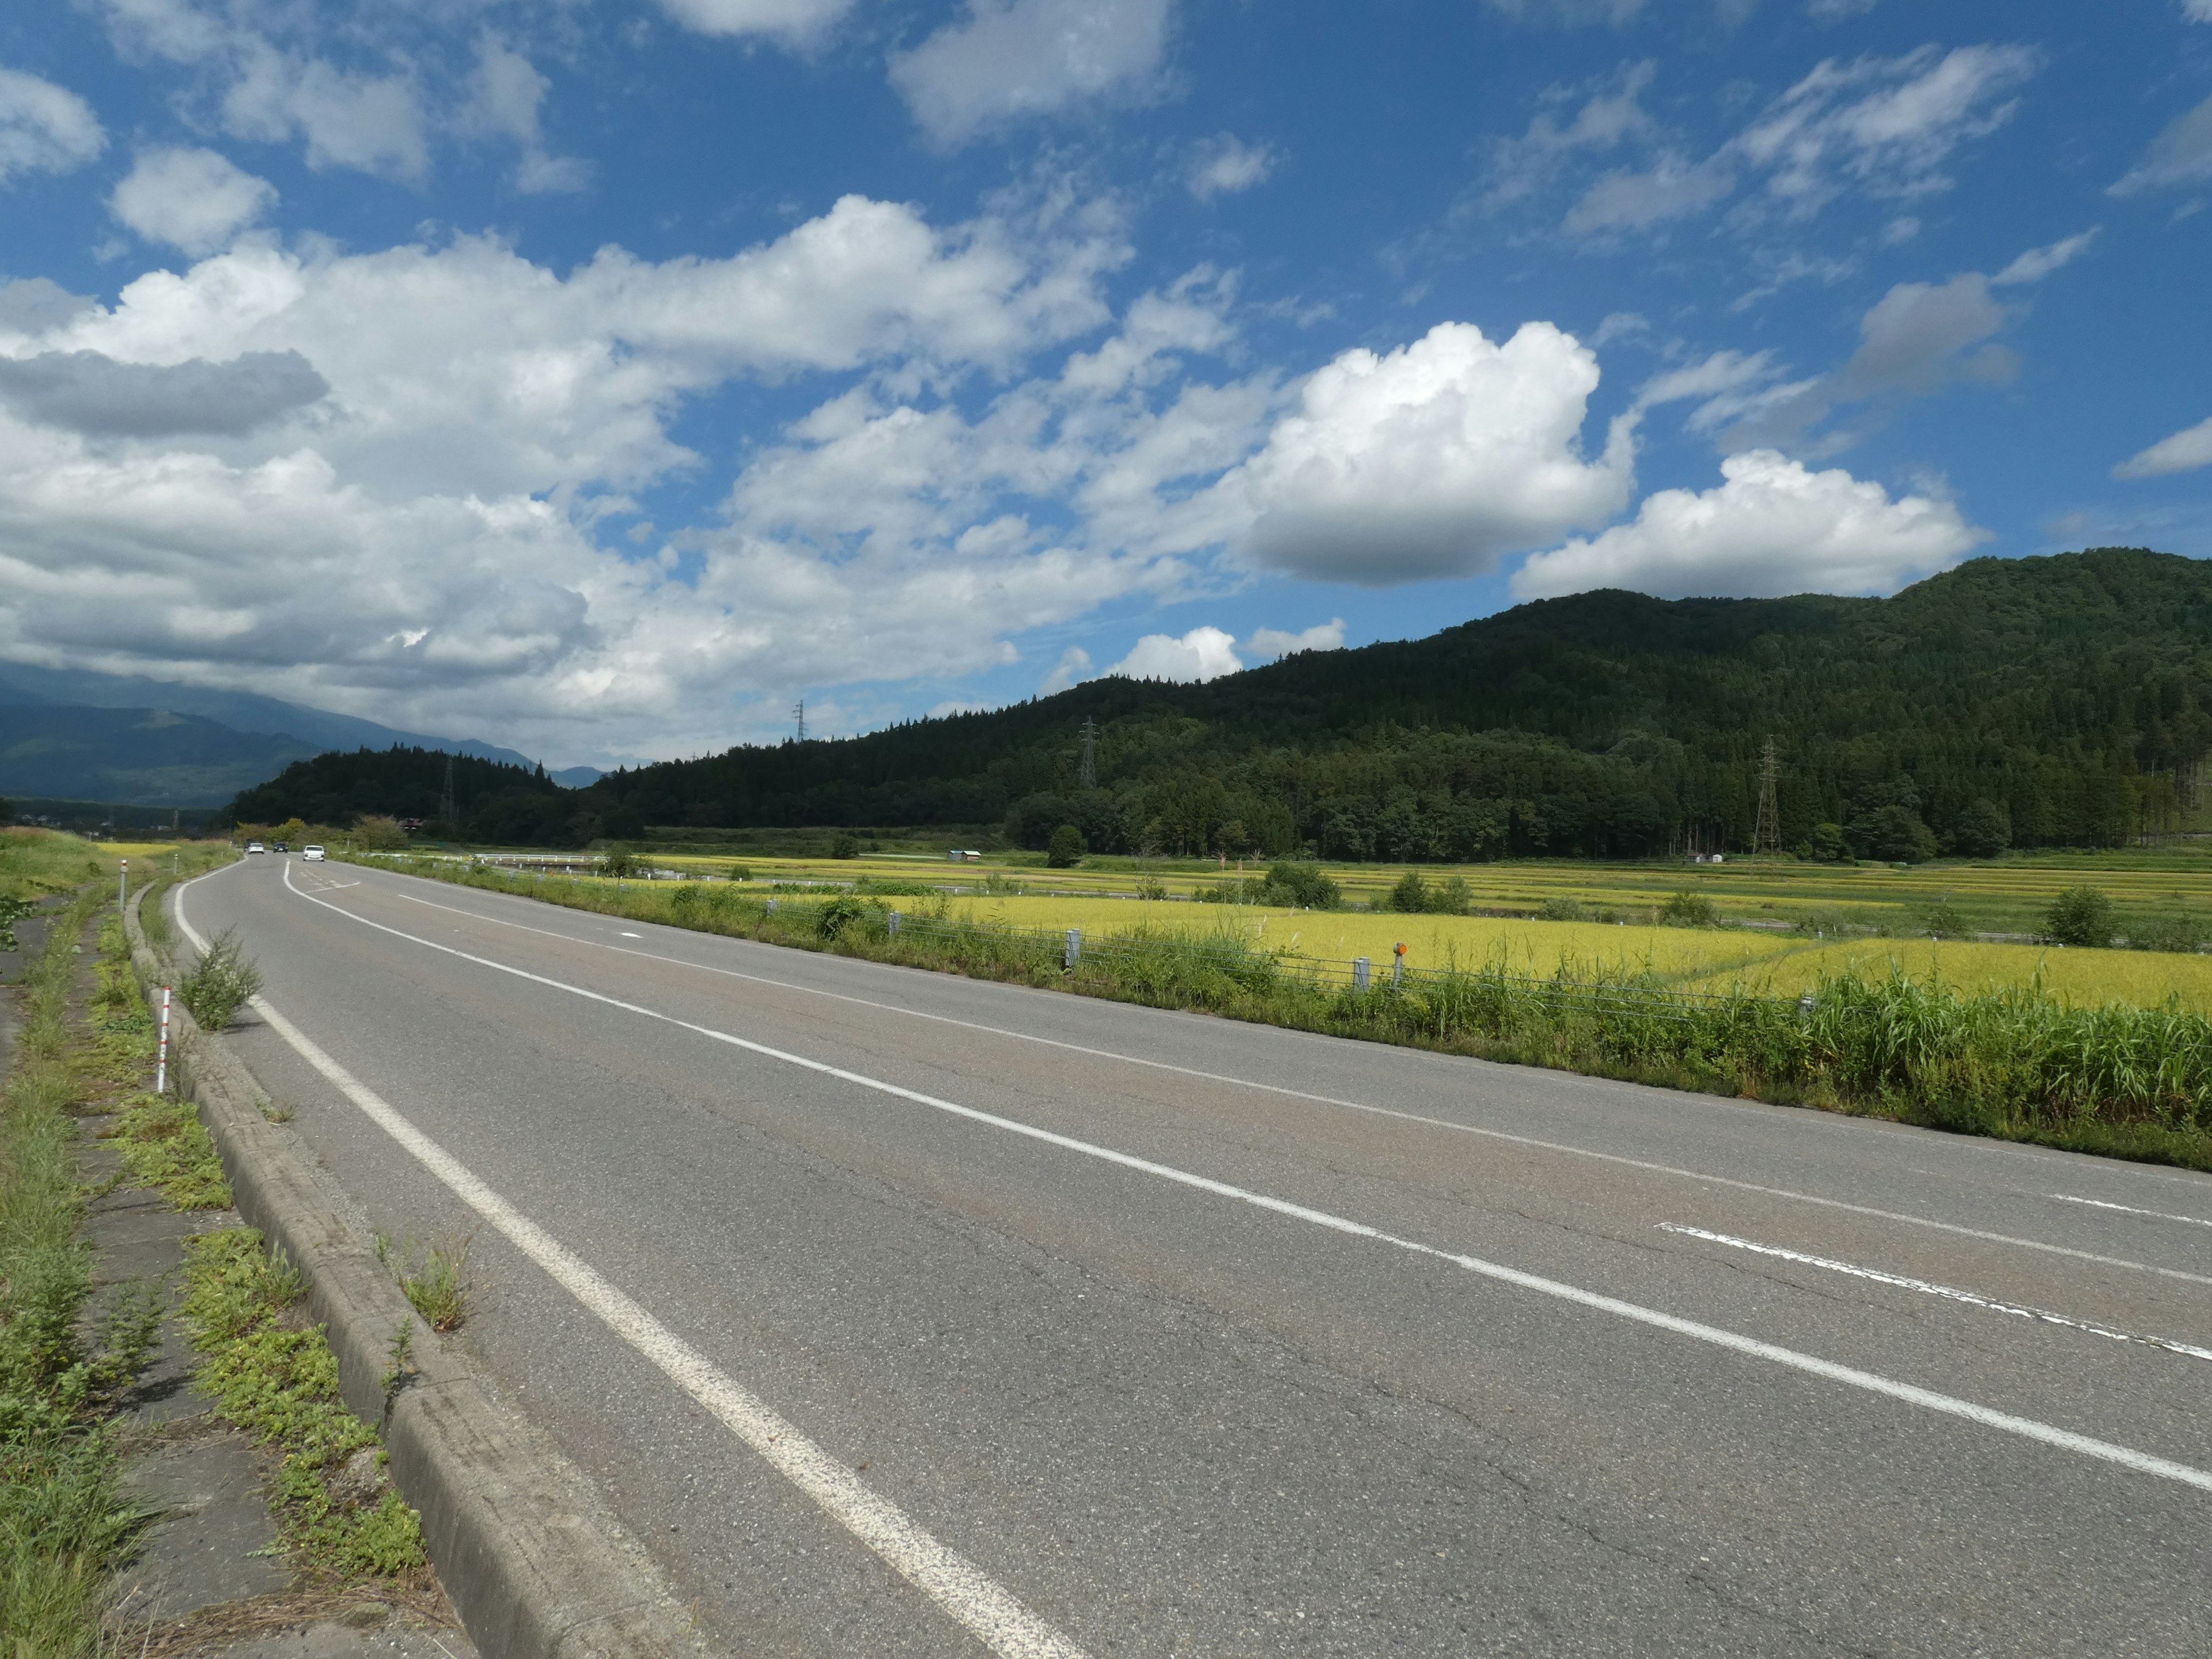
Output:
[
  {"xmin": 302, "ymin": 844, "xmax": 326, "ymax": 862},
  {"xmin": 245, "ymin": 840, "xmax": 266, "ymax": 854}
]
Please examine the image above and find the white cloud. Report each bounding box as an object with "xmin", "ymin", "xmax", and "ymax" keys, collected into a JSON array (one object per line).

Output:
[
  {"xmin": 1840, "ymin": 273, "xmax": 2013, "ymax": 392},
  {"xmin": 0, "ymin": 66, "xmax": 106, "ymax": 185},
  {"xmin": 1512, "ymin": 449, "xmax": 1988, "ymax": 601},
  {"xmin": 1244, "ymin": 619, "xmax": 1343, "ymax": 659},
  {"xmin": 891, "ymin": 0, "xmax": 1173, "ymax": 146},
  {"xmin": 1482, "ymin": 0, "xmax": 1646, "ymax": 22},
  {"xmin": 1807, "ymin": 0, "xmax": 1879, "ymax": 17},
  {"xmin": 1991, "ymin": 228, "xmax": 2097, "ymax": 285},
  {"xmin": 2111, "ymin": 91, "xmax": 2212, "ymax": 197},
  {"xmin": 657, "ymin": 0, "xmax": 854, "ymax": 44},
  {"xmin": 0, "ymin": 193, "xmax": 1161, "ymax": 760},
  {"xmin": 1108, "ymin": 625, "xmax": 1241, "ymax": 681},
  {"xmin": 1039, "ymin": 645, "xmax": 1091, "ymax": 694},
  {"xmin": 2186, "ymin": 1, "xmax": 2212, "ymax": 23},
  {"xmin": 108, "ymin": 147, "xmax": 276, "ymax": 255},
  {"xmin": 1217, "ymin": 320, "xmax": 1637, "ymax": 585},
  {"xmin": 2114, "ymin": 415, "xmax": 2212, "ymax": 480},
  {"xmin": 1186, "ymin": 134, "xmax": 1276, "ymax": 200},
  {"xmin": 1481, "ymin": 61, "xmax": 1657, "ymax": 213},
  {"xmin": 465, "ymin": 37, "xmax": 590, "ymax": 195},
  {"xmin": 1552, "ymin": 43, "xmax": 2035, "ymax": 237}
]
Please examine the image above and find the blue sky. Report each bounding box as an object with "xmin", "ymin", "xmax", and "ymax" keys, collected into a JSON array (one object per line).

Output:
[{"xmin": 1, "ymin": 0, "xmax": 2209, "ymax": 767}]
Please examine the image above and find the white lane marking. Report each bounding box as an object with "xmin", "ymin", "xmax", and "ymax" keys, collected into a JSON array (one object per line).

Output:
[
  {"xmin": 278, "ymin": 865, "xmax": 2212, "ymax": 1497},
  {"xmin": 1659, "ymin": 1225, "xmax": 2212, "ymax": 1363},
  {"xmin": 182, "ymin": 869, "xmax": 1092, "ymax": 1659},
  {"xmin": 360, "ymin": 876, "xmax": 2212, "ymax": 1290},
  {"xmin": 619, "ymin": 931, "xmax": 642, "ymax": 938},
  {"xmin": 2051, "ymin": 1194, "xmax": 2212, "ymax": 1230}
]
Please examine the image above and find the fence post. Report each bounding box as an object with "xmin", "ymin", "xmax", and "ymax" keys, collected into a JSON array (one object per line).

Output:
[
  {"xmin": 1065, "ymin": 927, "xmax": 1081, "ymax": 969},
  {"xmin": 1392, "ymin": 942, "xmax": 1406, "ymax": 989},
  {"xmin": 156, "ymin": 986, "xmax": 171, "ymax": 1095},
  {"xmin": 766, "ymin": 898, "xmax": 777, "ymax": 914},
  {"xmin": 1354, "ymin": 956, "xmax": 1370, "ymax": 993},
  {"xmin": 118, "ymin": 859, "xmax": 128, "ymax": 911},
  {"xmin": 888, "ymin": 910, "xmax": 901, "ymax": 937}
]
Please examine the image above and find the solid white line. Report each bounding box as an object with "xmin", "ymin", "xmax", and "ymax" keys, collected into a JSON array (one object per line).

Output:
[
  {"xmin": 2051, "ymin": 1194, "xmax": 2212, "ymax": 1230},
  {"xmin": 181, "ymin": 869, "xmax": 1089, "ymax": 1659},
  {"xmin": 1658, "ymin": 1225, "xmax": 2212, "ymax": 1363},
  {"xmin": 270, "ymin": 862, "xmax": 2212, "ymax": 1496},
  {"xmin": 361, "ymin": 874, "xmax": 2212, "ymax": 1290}
]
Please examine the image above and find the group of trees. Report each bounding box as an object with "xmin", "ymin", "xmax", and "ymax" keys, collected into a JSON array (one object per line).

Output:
[{"xmin": 222, "ymin": 549, "xmax": 2212, "ymax": 863}]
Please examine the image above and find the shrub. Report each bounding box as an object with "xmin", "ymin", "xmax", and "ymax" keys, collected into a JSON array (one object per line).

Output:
[
  {"xmin": 2045, "ymin": 886, "xmax": 2114, "ymax": 948},
  {"xmin": 1047, "ymin": 825, "xmax": 1086, "ymax": 868},
  {"xmin": 1923, "ymin": 902, "xmax": 1969, "ymax": 939},
  {"xmin": 2130, "ymin": 911, "xmax": 2207, "ymax": 953},
  {"xmin": 1386, "ymin": 872, "xmax": 1430, "ymax": 913},
  {"xmin": 1658, "ymin": 891, "xmax": 1719, "ymax": 928},
  {"xmin": 816, "ymin": 895, "xmax": 878, "ymax": 939},
  {"xmin": 829, "ymin": 833, "xmax": 861, "ymax": 859},
  {"xmin": 599, "ymin": 847, "xmax": 638, "ymax": 878},
  {"xmin": 1261, "ymin": 861, "xmax": 1339, "ymax": 910},
  {"xmin": 350, "ymin": 815, "xmax": 408, "ymax": 851},
  {"xmin": 180, "ymin": 928, "xmax": 263, "ymax": 1030},
  {"xmin": 1537, "ymin": 897, "xmax": 1588, "ymax": 922},
  {"xmin": 726, "ymin": 863, "xmax": 753, "ymax": 882},
  {"xmin": 1808, "ymin": 823, "xmax": 1848, "ymax": 862}
]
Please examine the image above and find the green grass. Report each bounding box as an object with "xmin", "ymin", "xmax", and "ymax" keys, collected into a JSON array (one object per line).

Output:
[
  {"xmin": 0, "ymin": 892, "xmax": 162, "ymax": 1659},
  {"xmin": 177, "ymin": 1230, "xmax": 427, "ymax": 1578}
]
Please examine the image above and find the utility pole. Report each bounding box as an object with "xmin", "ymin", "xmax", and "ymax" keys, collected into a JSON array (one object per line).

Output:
[
  {"xmin": 1078, "ymin": 717, "xmax": 1099, "ymax": 790},
  {"xmin": 1755, "ymin": 737, "xmax": 1782, "ymax": 857},
  {"xmin": 438, "ymin": 753, "xmax": 457, "ymax": 829},
  {"xmin": 793, "ymin": 698, "xmax": 806, "ymax": 743}
]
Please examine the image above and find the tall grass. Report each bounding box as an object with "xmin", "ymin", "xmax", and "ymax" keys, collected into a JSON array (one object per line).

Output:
[{"xmin": 358, "ymin": 856, "xmax": 2212, "ymax": 1169}]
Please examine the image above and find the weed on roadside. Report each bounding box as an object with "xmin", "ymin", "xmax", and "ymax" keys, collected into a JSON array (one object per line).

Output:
[
  {"xmin": 179, "ymin": 1230, "xmax": 427, "ymax": 1578},
  {"xmin": 178, "ymin": 930, "xmax": 263, "ymax": 1033},
  {"xmin": 105, "ymin": 1095, "xmax": 232, "ymax": 1211},
  {"xmin": 372, "ymin": 1234, "xmax": 474, "ymax": 1333}
]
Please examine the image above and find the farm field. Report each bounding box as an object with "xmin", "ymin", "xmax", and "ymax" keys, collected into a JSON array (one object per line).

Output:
[{"xmin": 628, "ymin": 843, "xmax": 2212, "ymax": 938}]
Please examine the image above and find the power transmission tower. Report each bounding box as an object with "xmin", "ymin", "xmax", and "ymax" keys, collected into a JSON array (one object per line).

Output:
[
  {"xmin": 1754, "ymin": 737, "xmax": 1782, "ymax": 857},
  {"xmin": 793, "ymin": 698, "xmax": 806, "ymax": 743},
  {"xmin": 1078, "ymin": 717, "xmax": 1099, "ymax": 790},
  {"xmin": 438, "ymin": 754, "xmax": 457, "ymax": 828}
]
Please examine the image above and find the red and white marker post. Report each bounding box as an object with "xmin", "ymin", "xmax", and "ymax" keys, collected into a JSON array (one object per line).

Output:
[{"xmin": 156, "ymin": 986, "xmax": 172, "ymax": 1095}]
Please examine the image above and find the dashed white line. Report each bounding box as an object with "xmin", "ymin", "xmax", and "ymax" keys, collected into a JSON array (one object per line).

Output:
[
  {"xmin": 361, "ymin": 874, "xmax": 2212, "ymax": 1290},
  {"xmin": 2050, "ymin": 1194, "xmax": 2212, "ymax": 1230},
  {"xmin": 1658, "ymin": 1225, "xmax": 2212, "ymax": 1363},
  {"xmin": 267, "ymin": 861, "xmax": 2212, "ymax": 1496}
]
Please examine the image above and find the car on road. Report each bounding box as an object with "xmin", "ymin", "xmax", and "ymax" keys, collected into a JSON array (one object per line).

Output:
[
  {"xmin": 245, "ymin": 840, "xmax": 266, "ymax": 854},
  {"xmin": 302, "ymin": 845, "xmax": 326, "ymax": 862}
]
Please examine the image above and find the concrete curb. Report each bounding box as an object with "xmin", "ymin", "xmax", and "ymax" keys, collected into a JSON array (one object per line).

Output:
[{"xmin": 126, "ymin": 876, "xmax": 705, "ymax": 1659}]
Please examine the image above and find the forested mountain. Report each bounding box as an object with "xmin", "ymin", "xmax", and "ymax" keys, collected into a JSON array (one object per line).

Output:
[
  {"xmin": 229, "ymin": 548, "xmax": 2212, "ymax": 861},
  {"xmin": 0, "ymin": 706, "xmax": 321, "ymax": 805},
  {"xmin": 228, "ymin": 747, "xmax": 574, "ymax": 842}
]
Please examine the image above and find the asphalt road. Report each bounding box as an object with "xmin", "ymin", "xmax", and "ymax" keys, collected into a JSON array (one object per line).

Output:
[{"xmin": 179, "ymin": 855, "xmax": 2212, "ymax": 1657}]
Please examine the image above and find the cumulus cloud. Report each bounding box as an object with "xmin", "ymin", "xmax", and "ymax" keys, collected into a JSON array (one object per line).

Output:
[
  {"xmin": 0, "ymin": 350, "xmax": 328, "ymax": 437},
  {"xmin": 0, "ymin": 192, "xmax": 1162, "ymax": 759},
  {"xmin": 1244, "ymin": 619, "xmax": 1343, "ymax": 659},
  {"xmin": 1186, "ymin": 134, "xmax": 1276, "ymax": 199},
  {"xmin": 1510, "ymin": 449, "xmax": 1988, "ymax": 601},
  {"xmin": 0, "ymin": 66, "xmax": 105, "ymax": 184},
  {"xmin": 2113, "ymin": 415, "xmax": 2212, "ymax": 480},
  {"xmin": 1107, "ymin": 626, "xmax": 1242, "ymax": 681},
  {"xmin": 108, "ymin": 147, "xmax": 276, "ymax": 255},
  {"xmin": 2110, "ymin": 91, "xmax": 2212, "ymax": 197},
  {"xmin": 1217, "ymin": 321, "xmax": 1636, "ymax": 585},
  {"xmin": 891, "ymin": 0, "xmax": 1173, "ymax": 146},
  {"xmin": 0, "ymin": 279, "xmax": 94, "ymax": 334},
  {"xmin": 657, "ymin": 0, "xmax": 854, "ymax": 44}
]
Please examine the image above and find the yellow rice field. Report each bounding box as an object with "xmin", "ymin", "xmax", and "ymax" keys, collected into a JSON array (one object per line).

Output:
[{"xmin": 1675, "ymin": 937, "xmax": 2212, "ymax": 1009}]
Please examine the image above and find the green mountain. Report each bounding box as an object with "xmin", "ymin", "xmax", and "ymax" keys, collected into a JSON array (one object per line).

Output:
[
  {"xmin": 0, "ymin": 706, "xmax": 322, "ymax": 806},
  {"xmin": 229, "ymin": 548, "xmax": 2212, "ymax": 861}
]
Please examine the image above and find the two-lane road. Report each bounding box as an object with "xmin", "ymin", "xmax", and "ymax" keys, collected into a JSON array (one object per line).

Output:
[{"xmin": 178, "ymin": 855, "xmax": 2212, "ymax": 1656}]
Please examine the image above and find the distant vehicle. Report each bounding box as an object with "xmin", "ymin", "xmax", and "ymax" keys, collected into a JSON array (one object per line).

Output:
[
  {"xmin": 245, "ymin": 841, "xmax": 266, "ymax": 854},
  {"xmin": 274, "ymin": 842, "xmax": 289, "ymax": 852},
  {"xmin": 302, "ymin": 844, "xmax": 326, "ymax": 862}
]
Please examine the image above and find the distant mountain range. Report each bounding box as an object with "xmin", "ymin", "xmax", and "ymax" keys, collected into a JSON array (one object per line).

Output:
[{"xmin": 0, "ymin": 661, "xmax": 600, "ymax": 805}]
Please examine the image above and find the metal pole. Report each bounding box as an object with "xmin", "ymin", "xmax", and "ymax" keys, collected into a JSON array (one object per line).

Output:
[
  {"xmin": 156, "ymin": 986, "xmax": 172, "ymax": 1095},
  {"xmin": 1354, "ymin": 957, "xmax": 1370, "ymax": 993},
  {"xmin": 1065, "ymin": 927, "xmax": 1081, "ymax": 969},
  {"xmin": 1392, "ymin": 942, "xmax": 1406, "ymax": 988},
  {"xmin": 118, "ymin": 858, "xmax": 128, "ymax": 911}
]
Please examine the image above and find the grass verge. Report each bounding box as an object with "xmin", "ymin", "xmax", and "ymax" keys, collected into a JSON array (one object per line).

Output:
[
  {"xmin": 1, "ymin": 892, "xmax": 162, "ymax": 1658},
  {"xmin": 355, "ymin": 854, "xmax": 2212, "ymax": 1173}
]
